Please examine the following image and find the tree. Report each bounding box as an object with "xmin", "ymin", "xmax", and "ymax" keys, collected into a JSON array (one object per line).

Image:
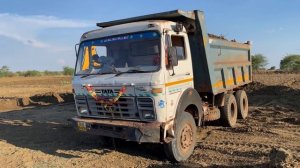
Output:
[
  {"xmin": 269, "ymin": 66, "xmax": 276, "ymax": 70},
  {"xmin": 251, "ymin": 54, "xmax": 268, "ymax": 70},
  {"xmin": 0, "ymin": 65, "xmax": 9, "ymax": 72},
  {"xmin": 280, "ymin": 55, "xmax": 300, "ymax": 71},
  {"xmin": 63, "ymin": 66, "xmax": 75, "ymax": 75},
  {"xmin": 0, "ymin": 65, "xmax": 11, "ymax": 77}
]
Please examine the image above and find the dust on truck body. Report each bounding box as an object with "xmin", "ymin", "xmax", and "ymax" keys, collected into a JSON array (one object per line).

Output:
[{"xmin": 72, "ymin": 10, "xmax": 252, "ymax": 162}]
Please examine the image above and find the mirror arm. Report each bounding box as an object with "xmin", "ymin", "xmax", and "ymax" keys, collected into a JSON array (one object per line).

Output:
[
  {"xmin": 171, "ymin": 65, "xmax": 175, "ymax": 76},
  {"xmin": 169, "ymin": 55, "xmax": 176, "ymax": 76},
  {"xmin": 75, "ymin": 44, "xmax": 79, "ymax": 57}
]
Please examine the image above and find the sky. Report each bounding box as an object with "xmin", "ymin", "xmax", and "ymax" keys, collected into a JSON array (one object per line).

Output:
[{"xmin": 0, "ymin": 0, "xmax": 299, "ymax": 71}]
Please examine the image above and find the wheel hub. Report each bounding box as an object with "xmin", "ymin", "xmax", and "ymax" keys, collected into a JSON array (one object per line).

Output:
[{"xmin": 180, "ymin": 125, "xmax": 193, "ymax": 150}]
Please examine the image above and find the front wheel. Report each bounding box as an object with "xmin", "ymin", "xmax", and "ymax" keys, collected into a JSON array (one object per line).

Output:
[{"xmin": 164, "ymin": 112, "xmax": 196, "ymax": 162}]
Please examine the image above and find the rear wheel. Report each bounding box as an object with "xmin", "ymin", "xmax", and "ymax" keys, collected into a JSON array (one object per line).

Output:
[
  {"xmin": 221, "ymin": 94, "xmax": 237, "ymax": 127},
  {"xmin": 235, "ymin": 90, "xmax": 249, "ymax": 119},
  {"xmin": 164, "ymin": 112, "xmax": 196, "ymax": 162}
]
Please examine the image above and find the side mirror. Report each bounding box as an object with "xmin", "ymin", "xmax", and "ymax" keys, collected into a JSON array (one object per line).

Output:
[
  {"xmin": 75, "ymin": 44, "xmax": 79, "ymax": 57},
  {"xmin": 168, "ymin": 46, "xmax": 178, "ymax": 66}
]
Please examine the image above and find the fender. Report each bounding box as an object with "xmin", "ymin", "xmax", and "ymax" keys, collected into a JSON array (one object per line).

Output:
[{"xmin": 175, "ymin": 88, "xmax": 203, "ymax": 126}]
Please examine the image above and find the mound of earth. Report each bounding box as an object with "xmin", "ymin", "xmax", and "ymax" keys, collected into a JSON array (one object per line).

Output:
[
  {"xmin": 0, "ymin": 92, "xmax": 74, "ymax": 112},
  {"xmin": 269, "ymin": 148, "xmax": 299, "ymax": 168},
  {"xmin": 245, "ymin": 82, "xmax": 300, "ymax": 96}
]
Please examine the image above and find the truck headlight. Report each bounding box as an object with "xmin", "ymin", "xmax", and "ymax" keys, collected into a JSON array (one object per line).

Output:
[
  {"xmin": 141, "ymin": 110, "xmax": 155, "ymax": 120},
  {"xmin": 78, "ymin": 106, "xmax": 88, "ymax": 114}
]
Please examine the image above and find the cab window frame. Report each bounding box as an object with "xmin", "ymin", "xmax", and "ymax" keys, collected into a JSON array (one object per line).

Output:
[{"xmin": 170, "ymin": 35, "xmax": 187, "ymax": 61}]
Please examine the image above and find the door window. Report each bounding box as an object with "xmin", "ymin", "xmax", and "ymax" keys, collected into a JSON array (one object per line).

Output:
[{"xmin": 171, "ymin": 36, "xmax": 186, "ymax": 60}]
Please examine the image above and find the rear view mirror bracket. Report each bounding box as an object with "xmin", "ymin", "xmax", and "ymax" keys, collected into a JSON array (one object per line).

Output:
[{"xmin": 75, "ymin": 44, "xmax": 79, "ymax": 57}]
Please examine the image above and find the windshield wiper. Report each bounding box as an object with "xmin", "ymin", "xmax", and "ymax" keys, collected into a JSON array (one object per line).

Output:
[
  {"xmin": 80, "ymin": 65, "xmax": 120, "ymax": 78},
  {"xmin": 80, "ymin": 72, "xmax": 115, "ymax": 78},
  {"xmin": 80, "ymin": 74, "xmax": 91, "ymax": 78},
  {"xmin": 114, "ymin": 69, "xmax": 147, "ymax": 77},
  {"xmin": 111, "ymin": 65, "xmax": 121, "ymax": 74}
]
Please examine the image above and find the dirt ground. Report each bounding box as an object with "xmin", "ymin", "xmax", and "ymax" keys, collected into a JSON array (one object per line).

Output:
[{"xmin": 0, "ymin": 73, "xmax": 299, "ymax": 167}]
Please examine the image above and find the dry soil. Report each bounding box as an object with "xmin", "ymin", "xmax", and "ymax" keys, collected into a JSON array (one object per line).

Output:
[{"xmin": 0, "ymin": 74, "xmax": 299, "ymax": 167}]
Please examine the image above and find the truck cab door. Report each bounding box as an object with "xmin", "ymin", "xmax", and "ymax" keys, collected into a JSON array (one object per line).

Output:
[{"xmin": 164, "ymin": 31, "xmax": 194, "ymax": 119}]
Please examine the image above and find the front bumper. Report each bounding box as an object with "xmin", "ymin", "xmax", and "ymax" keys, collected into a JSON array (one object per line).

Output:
[{"xmin": 72, "ymin": 117, "xmax": 161, "ymax": 143}]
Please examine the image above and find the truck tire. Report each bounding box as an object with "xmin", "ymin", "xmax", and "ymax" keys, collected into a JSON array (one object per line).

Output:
[
  {"xmin": 164, "ymin": 112, "xmax": 196, "ymax": 162},
  {"xmin": 235, "ymin": 90, "xmax": 248, "ymax": 119},
  {"xmin": 221, "ymin": 94, "xmax": 237, "ymax": 127}
]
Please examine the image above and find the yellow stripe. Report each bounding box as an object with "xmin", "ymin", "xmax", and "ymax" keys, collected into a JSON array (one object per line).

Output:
[
  {"xmin": 165, "ymin": 78, "xmax": 193, "ymax": 87},
  {"xmin": 213, "ymin": 80, "xmax": 223, "ymax": 88},
  {"xmin": 227, "ymin": 78, "xmax": 234, "ymax": 85},
  {"xmin": 244, "ymin": 74, "xmax": 249, "ymax": 81},
  {"xmin": 164, "ymin": 75, "xmax": 250, "ymax": 89},
  {"xmin": 236, "ymin": 75, "xmax": 243, "ymax": 83},
  {"xmin": 213, "ymin": 74, "xmax": 251, "ymax": 88}
]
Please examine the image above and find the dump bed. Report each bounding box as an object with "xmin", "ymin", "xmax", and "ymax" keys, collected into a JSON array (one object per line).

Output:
[
  {"xmin": 199, "ymin": 34, "xmax": 251, "ymax": 95},
  {"xmin": 97, "ymin": 10, "xmax": 252, "ymax": 95}
]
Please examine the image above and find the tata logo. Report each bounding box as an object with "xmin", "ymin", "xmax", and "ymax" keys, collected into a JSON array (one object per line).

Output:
[{"xmin": 99, "ymin": 89, "xmax": 114, "ymax": 94}]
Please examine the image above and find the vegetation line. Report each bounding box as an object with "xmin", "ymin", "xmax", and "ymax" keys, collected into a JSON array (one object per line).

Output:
[
  {"xmin": 252, "ymin": 54, "xmax": 300, "ymax": 71},
  {"xmin": 0, "ymin": 66, "xmax": 75, "ymax": 77}
]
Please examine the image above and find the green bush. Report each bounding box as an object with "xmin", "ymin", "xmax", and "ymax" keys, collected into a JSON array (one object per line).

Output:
[
  {"xmin": 16, "ymin": 71, "xmax": 25, "ymax": 76},
  {"xmin": 269, "ymin": 66, "xmax": 276, "ymax": 70},
  {"xmin": 63, "ymin": 66, "xmax": 75, "ymax": 76},
  {"xmin": 44, "ymin": 70, "xmax": 63, "ymax": 76},
  {"xmin": 23, "ymin": 70, "xmax": 42, "ymax": 77},
  {"xmin": 5, "ymin": 72, "xmax": 17, "ymax": 77}
]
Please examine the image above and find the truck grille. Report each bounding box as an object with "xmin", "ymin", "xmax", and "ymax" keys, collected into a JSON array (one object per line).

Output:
[
  {"xmin": 137, "ymin": 97, "xmax": 155, "ymax": 111},
  {"xmin": 88, "ymin": 97, "xmax": 139, "ymax": 120},
  {"xmin": 75, "ymin": 95, "xmax": 88, "ymax": 112},
  {"xmin": 75, "ymin": 95, "xmax": 154, "ymax": 121}
]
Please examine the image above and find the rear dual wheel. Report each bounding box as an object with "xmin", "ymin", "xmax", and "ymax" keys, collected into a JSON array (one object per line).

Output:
[
  {"xmin": 221, "ymin": 94, "xmax": 238, "ymax": 127},
  {"xmin": 221, "ymin": 90, "xmax": 249, "ymax": 127},
  {"xmin": 235, "ymin": 90, "xmax": 249, "ymax": 119}
]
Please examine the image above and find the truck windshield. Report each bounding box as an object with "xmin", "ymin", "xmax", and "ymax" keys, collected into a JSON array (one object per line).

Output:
[{"xmin": 75, "ymin": 31, "xmax": 161, "ymax": 75}]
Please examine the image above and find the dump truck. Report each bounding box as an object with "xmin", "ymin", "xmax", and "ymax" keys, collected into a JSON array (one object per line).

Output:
[{"xmin": 72, "ymin": 10, "xmax": 252, "ymax": 162}]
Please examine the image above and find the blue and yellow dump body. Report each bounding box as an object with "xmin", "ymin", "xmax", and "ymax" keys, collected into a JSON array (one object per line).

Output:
[
  {"xmin": 182, "ymin": 10, "xmax": 252, "ymax": 95},
  {"xmin": 97, "ymin": 10, "xmax": 252, "ymax": 96},
  {"xmin": 196, "ymin": 35, "xmax": 251, "ymax": 95}
]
